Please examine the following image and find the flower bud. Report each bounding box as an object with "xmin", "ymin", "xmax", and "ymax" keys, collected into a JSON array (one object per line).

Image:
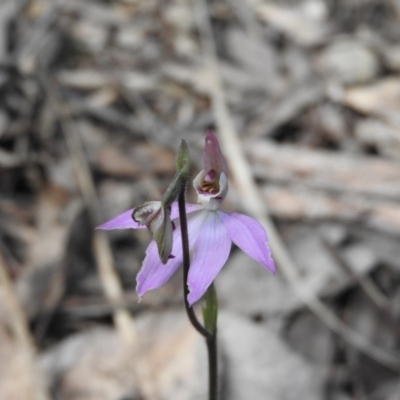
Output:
[
  {"xmin": 132, "ymin": 201, "xmax": 173, "ymax": 264},
  {"xmin": 176, "ymin": 139, "xmax": 190, "ymax": 178},
  {"xmin": 161, "ymin": 140, "xmax": 190, "ymax": 208}
]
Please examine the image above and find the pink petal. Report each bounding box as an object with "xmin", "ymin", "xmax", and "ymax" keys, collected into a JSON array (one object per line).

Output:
[
  {"xmin": 136, "ymin": 238, "xmax": 183, "ymax": 296},
  {"xmin": 219, "ymin": 212, "xmax": 275, "ymax": 273},
  {"xmin": 97, "ymin": 202, "xmax": 201, "ymax": 231},
  {"xmin": 187, "ymin": 211, "xmax": 231, "ymax": 305},
  {"xmin": 170, "ymin": 202, "xmax": 202, "ymax": 220},
  {"xmin": 203, "ymin": 131, "xmax": 228, "ymax": 176},
  {"xmin": 96, "ymin": 209, "xmax": 144, "ymax": 230},
  {"xmin": 136, "ymin": 210, "xmax": 207, "ymax": 297}
]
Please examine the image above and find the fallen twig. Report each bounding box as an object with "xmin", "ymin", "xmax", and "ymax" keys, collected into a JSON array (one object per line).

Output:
[{"xmin": 0, "ymin": 250, "xmax": 50, "ymax": 400}]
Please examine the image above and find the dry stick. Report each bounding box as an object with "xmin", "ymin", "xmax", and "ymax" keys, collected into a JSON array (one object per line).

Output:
[
  {"xmin": 61, "ymin": 114, "xmax": 134, "ymax": 344},
  {"xmin": 16, "ymin": 0, "xmax": 67, "ymax": 74},
  {"xmin": 194, "ymin": 0, "xmax": 400, "ymax": 373},
  {"xmin": 0, "ymin": 251, "xmax": 50, "ymax": 400},
  {"xmin": 45, "ymin": 88, "xmax": 157, "ymax": 398}
]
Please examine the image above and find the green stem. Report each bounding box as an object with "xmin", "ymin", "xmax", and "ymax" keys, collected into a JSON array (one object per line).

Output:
[{"xmin": 202, "ymin": 283, "xmax": 218, "ymax": 400}]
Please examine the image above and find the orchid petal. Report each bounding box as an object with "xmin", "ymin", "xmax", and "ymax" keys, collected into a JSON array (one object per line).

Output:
[
  {"xmin": 193, "ymin": 171, "xmax": 228, "ymax": 210},
  {"xmin": 203, "ymin": 131, "xmax": 228, "ymax": 176},
  {"xmin": 132, "ymin": 201, "xmax": 162, "ymax": 226},
  {"xmin": 97, "ymin": 202, "xmax": 201, "ymax": 231},
  {"xmin": 96, "ymin": 209, "xmax": 144, "ymax": 230},
  {"xmin": 193, "ymin": 132, "xmax": 229, "ymax": 210},
  {"xmin": 219, "ymin": 212, "xmax": 275, "ymax": 273},
  {"xmin": 136, "ymin": 237, "xmax": 183, "ymax": 297},
  {"xmin": 136, "ymin": 210, "xmax": 207, "ymax": 297},
  {"xmin": 187, "ymin": 211, "xmax": 231, "ymax": 305},
  {"xmin": 170, "ymin": 202, "xmax": 202, "ymax": 220},
  {"xmin": 136, "ymin": 239, "xmax": 182, "ymax": 297}
]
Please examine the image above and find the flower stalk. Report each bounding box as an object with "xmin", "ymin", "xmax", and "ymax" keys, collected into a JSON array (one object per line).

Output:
[
  {"xmin": 203, "ymin": 284, "xmax": 218, "ymax": 400},
  {"xmin": 178, "ymin": 186, "xmax": 218, "ymax": 400},
  {"xmin": 176, "ymin": 140, "xmax": 218, "ymax": 400},
  {"xmin": 202, "ymin": 283, "xmax": 218, "ymax": 335}
]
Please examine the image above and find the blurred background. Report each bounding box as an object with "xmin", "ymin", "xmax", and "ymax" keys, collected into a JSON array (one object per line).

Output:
[{"xmin": 0, "ymin": 0, "xmax": 400, "ymax": 399}]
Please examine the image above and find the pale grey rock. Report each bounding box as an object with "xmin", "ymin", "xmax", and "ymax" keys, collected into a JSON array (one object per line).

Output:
[
  {"xmin": 219, "ymin": 312, "xmax": 326, "ymax": 400},
  {"xmin": 319, "ymin": 39, "xmax": 380, "ymax": 85},
  {"xmin": 41, "ymin": 311, "xmax": 326, "ymax": 400},
  {"xmin": 286, "ymin": 311, "xmax": 335, "ymax": 364},
  {"xmin": 217, "ymin": 225, "xmax": 377, "ymax": 317},
  {"xmin": 217, "ymin": 250, "xmax": 297, "ymax": 316},
  {"xmin": 355, "ymin": 118, "xmax": 400, "ymax": 158}
]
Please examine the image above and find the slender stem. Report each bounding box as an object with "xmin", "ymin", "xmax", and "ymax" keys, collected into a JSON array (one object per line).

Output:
[
  {"xmin": 207, "ymin": 334, "xmax": 218, "ymax": 400},
  {"xmin": 178, "ymin": 191, "xmax": 210, "ymax": 338},
  {"xmin": 177, "ymin": 190, "xmax": 218, "ymax": 400}
]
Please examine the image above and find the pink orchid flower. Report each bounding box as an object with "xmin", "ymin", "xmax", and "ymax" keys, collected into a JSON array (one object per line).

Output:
[{"xmin": 97, "ymin": 132, "xmax": 275, "ymax": 305}]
